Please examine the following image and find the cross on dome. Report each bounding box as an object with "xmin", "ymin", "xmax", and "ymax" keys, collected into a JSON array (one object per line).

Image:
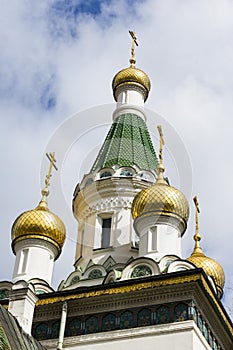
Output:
[
  {"xmin": 129, "ymin": 30, "xmax": 138, "ymax": 66},
  {"xmin": 41, "ymin": 152, "xmax": 58, "ymax": 201}
]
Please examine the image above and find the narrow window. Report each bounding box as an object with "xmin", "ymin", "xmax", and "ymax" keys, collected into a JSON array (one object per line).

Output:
[
  {"xmin": 148, "ymin": 226, "xmax": 157, "ymax": 252},
  {"xmin": 19, "ymin": 249, "xmax": 29, "ymax": 274},
  {"xmin": 101, "ymin": 218, "xmax": 112, "ymax": 248}
]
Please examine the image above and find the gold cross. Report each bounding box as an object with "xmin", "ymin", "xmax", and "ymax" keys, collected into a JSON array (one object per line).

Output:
[
  {"xmin": 41, "ymin": 152, "xmax": 58, "ymax": 199},
  {"xmin": 193, "ymin": 195, "xmax": 201, "ymax": 241},
  {"xmin": 129, "ymin": 30, "xmax": 138, "ymax": 65},
  {"xmin": 157, "ymin": 125, "xmax": 164, "ymax": 164}
]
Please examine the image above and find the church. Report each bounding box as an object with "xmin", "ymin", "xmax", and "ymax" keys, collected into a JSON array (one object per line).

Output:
[{"xmin": 0, "ymin": 32, "xmax": 232, "ymax": 349}]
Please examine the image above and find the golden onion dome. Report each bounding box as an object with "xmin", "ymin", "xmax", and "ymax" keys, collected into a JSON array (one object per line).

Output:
[
  {"xmin": 132, "ymin": 164, "xmax": 189, "ymax": 234},
  {"xmin": 112, "ymin": 65, "xmax": 151, "ymax": 102},
  {"xmin": 11, "ymin": 200, "xmax": 66, "ymax": 259},
  {"xmin": 186, "ymin": 196, "xmax": 225, "ymax": 298},
  {"xmin": 187, "ymin": 253, "xmax": 225, "ymax": 296}
]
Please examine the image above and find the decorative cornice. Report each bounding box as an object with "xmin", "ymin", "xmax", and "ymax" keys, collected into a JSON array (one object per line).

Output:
[
  {"xmin": 73, "ymin": 177, "xmax": 151, "ymax": 221},
  {"xmin": 36, "ymin": 272, "xmax": 201, "ymax": 306}
]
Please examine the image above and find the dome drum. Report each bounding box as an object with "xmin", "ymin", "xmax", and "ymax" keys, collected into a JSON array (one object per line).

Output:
[
  {"xmin": 113, "ymin": 82, "xmax": 149, "ymax": 103},
  {"xmin": 134, "ymin": 211, "xmax": 187, "ymax": 237},
  {"xmin": 12, "ymin": 235, "xmax": 61, "ymax": 260}
]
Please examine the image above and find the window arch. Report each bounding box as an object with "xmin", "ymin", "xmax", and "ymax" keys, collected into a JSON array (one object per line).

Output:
[
  {"xmin": 88, "ymin": 269, "xmax": 103, "ymax": 279},
  {"xmin": 120, "ymin": 310, "xmax": 134, "ymax": 329},
  {"xmin": 155, "ymin": 305, "xmax": 170, "ymax": 325},
  {"xmin": 100, "ymin": 171, "xmax": 112, "ymax": 179},
  {"xmin": 85, "ymin": 316, "xmax": 98, "ymax": 334},
  {"xmin": 67, "ymin": 318, "xmax": 82, "ymax": 336},
  {"xmin": 174, "ymin": 303, "xmax": 188, "ymax": 322},
  {"xmin": 51, "ymin": 321, "xmax": 60, "ymax": 339},
  {"xmin": 130, "ymin": 265, "xmax": 152, "ymax": 278},
  {"xmin": 34, "ymin": 323, "xmax": 49, "ymax": 340},
  {"xmin": 120, "ymin": 169, "xmax": 133, "ymax": 176},
  {"xmin": 102, "ymin": 314, "xmax": 116, "ymax": 331},
  {"xmin": 137, "ymin": 308, "xmax": 152, "ymax": 326}
]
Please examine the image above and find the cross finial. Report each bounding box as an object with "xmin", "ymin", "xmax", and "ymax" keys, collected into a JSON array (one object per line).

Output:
[
  {"xmin": 129, "ymin": 30, "xmax": 138, "ymax": 66},
  {"xmin": 157, "ymin": 125, "xmax": 164, "ymax": 165},
  {"xmin": 193, "ymin": 195, "xmax": 201, "ymax": 246},
  {"xmin": 41, "ymin": 152, "xmax": 58, "ymax": 201}
]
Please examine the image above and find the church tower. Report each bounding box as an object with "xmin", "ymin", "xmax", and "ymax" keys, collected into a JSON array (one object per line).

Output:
[{"xmin": 69, "ymin": 32, "xmax": 158, "ymax": 286}]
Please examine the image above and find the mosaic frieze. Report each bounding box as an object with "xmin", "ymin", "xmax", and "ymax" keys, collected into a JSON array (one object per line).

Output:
[{"xmin": 33, "ymin": 301, "xmax": 222, "ymax": 349}]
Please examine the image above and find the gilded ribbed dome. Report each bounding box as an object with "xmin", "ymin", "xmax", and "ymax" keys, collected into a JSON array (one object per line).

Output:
[
  {"xmin": 187, "ymin": 253, "xmax": 225, "ymax": 294},
  {"xmin": 112, "ymin": 66, "xmax": 151, "ymax": 102},
  {"xmin": 11, "ymin": 200, "xmax": 66, "ymax": 258},
  {"xmin": 132, "ymin": 168, "xmax": 189, "ymax": 233},
  {"xmin": 187, "ymin": 196, "xmax": 225, "ymax": 298}
]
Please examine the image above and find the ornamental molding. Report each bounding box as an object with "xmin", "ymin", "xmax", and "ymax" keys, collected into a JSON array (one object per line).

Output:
[
  {"xmin": 34, "ymin": 278, "xmax": 200, "ymax": 319},
  {"xmin": 73, "ymin": 177, "xmax": 152, "ymax": 221},
  {"xmin": 77, "ymin": 197, "xmax": 133, "ymax": 221}
]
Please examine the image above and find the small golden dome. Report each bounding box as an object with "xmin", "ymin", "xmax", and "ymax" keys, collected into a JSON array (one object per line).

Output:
[
  {"xmin": 187, "ymin": 253, "xmax": 225, "ymax": 294},
  {"xmin": 11, "ymin": 200, "xmax": 66, "ymax": 258},
  {"xmin": 112, "ymin": 66, "xmax": 151, "ymax": 102},
  {"xmin": 187, "ymin": 196, "xmax": 225, "ymax": 298},
  {"xmin": 132, "ymin": 179, "xmax": 189, "ymax": 233}
]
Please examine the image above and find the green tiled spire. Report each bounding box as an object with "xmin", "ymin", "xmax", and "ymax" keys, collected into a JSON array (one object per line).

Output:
[{"xmin": 91, "ymin": 113, "xmax": 158, "ymax": 172}]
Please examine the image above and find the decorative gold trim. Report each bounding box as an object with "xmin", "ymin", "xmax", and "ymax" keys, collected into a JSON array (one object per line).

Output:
[
  {"xmin": 36, "ymin": 273, "xmax": 201, "ymax": 306},
  {"xmin": 36, "ymin": 272, "xmax": 233, "ymax": 336}
]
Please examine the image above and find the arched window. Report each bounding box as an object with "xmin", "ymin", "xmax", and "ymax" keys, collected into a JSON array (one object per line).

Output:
[
  {"xmin": 137, "ymin": 308, "xmax": 151, "ymax": 326},
  {"xmin": 67, "ymin": 318, "xmax": 82, "ymax": 336},
  {"xmin": 85, "ymin": 316, "xmax": 98, "ymax": 334},
  {"xmin": 130, "ymin": 265, "xmax": 152, "ymax": 278},
  {"xmin": 70, "ymin": 275, "xmax": 80, "ymax": 285},
  {"xmin": 88, "ymin": 269, "xmax": 103, "ymax": 279},
  {"xmin": 100, "ymin": 171, "xmax": 112, "ymax": 179},
  {"xmin": 120, "ymin": 169, "xmax": 133, "ymax": 176},
  {"xmin": 34, "ymin": 323, "xmax": 49, "ymax": 340},
  {"xmin": 174, "ymin": 303, "xmax": 188, "ymax": 322},
  {"xmin": 102, "ymin": 314, "xmax": 116, "ymax": 331},
  {"xmin": 101, "ymin": 218, "xmax": 112, "ymax": 248},
  {"xmin": 155, "ymin": 305, "xmax": 170, "ymax": 325},
  {"xmin": 119, "ymin": 311, "xmax": 134, "ymax": 329},
  {"xmin": 0, "ymin": 289, "xmax": 9, "ymax": 300},
  {"xmin": 51, "ymin": 321, "xmax": 60, "ymax": 339}
]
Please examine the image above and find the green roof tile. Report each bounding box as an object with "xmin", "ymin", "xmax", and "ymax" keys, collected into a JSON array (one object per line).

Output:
[{"xmin": 91, "ymin": 113, "xmax": 158, "ymax": 172}]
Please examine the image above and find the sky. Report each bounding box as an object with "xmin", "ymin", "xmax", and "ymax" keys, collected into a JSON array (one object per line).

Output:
[{"xmin": 1, "ymin": 0, "xmax": 233, "ymax": 316}]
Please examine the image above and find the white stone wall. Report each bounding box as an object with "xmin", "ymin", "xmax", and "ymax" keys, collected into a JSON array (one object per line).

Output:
[
  {"xmin": 41, "ymin": 321, "xmax": 212, "ymax": 350},
  {"xmin": 12, "ymin": 239, "xmax": 57, "ymax": 285}
]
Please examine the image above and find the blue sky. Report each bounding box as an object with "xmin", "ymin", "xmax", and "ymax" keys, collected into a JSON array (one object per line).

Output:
[{"xmin": 1, "ymin": 0, "xmax": 233, "ymax": 317}]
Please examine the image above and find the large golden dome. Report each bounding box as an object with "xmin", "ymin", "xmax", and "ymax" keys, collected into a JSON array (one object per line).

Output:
[
  {"xmin": 132, "ymin": 167, "xmax": 189, "ymax": 234},
  {"xmin": 11, "ymin": 200, "xmax": 66, "ymax": 259},
  {"xmin": 112, "ymin": 66, "xmax": 151, "ymax": 102}
]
